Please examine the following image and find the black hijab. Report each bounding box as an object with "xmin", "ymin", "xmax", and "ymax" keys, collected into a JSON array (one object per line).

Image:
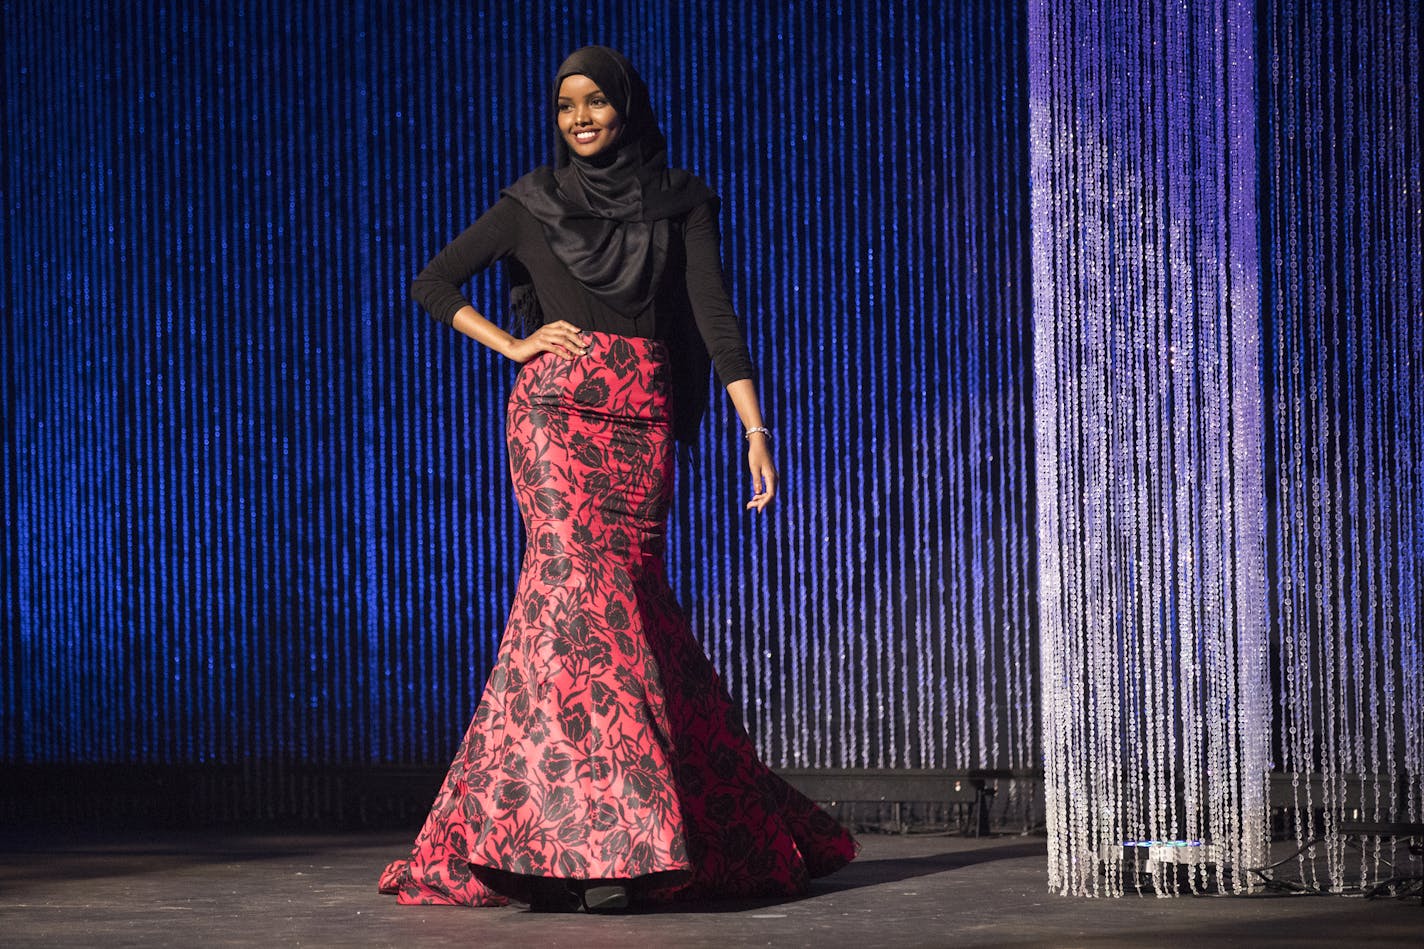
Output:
[
  {"xmin": 501, "ymin": 46, "xmax": 719, "ymax": 446},
  {"xmin": 506, "ymin": 46, "xmax": 717, "ymax": 319}
]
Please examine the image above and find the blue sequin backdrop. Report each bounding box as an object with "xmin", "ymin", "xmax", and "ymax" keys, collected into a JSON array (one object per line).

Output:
[{"xmin": 1, "ymin": 2, "xmax": 1038, "ymax": 768}]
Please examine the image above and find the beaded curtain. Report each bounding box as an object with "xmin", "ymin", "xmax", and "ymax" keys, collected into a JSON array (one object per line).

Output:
[
  {"xmin": 0, "ymin": 1, "xmax": 1037, "ymax": 772},
  {"xmin": 1031, "ymin": 0, "xmax": 1424, "ymax": 898},
  {"xmin": 1260, "ymin": 0, "xmax": 1424, "ymax": 894},
  {"xmin": 1028, "ymin": 0, "xmax": 1270, "ymax": 895}
]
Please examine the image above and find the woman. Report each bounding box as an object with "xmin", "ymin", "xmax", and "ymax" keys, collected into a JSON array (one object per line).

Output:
[{"xmin": 379, "ymin": 45, "xmax": 857, "ymax": 913}]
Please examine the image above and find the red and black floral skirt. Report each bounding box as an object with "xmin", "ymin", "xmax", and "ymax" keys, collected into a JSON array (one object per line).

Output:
[{"xmin": 378, "ymin": 331, "xmax": 857, "ymax": 906}]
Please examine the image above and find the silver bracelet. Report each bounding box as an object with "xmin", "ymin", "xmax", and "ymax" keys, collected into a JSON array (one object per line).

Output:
[{"xmin": 744, "ymin": 426, "xmax": 771, "ymax": 441}]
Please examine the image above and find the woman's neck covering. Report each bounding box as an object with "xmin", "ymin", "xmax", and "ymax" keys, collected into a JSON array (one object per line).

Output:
[{"xmin": 502, "ymin": 45, "xmax": 714, "ymax": 318}]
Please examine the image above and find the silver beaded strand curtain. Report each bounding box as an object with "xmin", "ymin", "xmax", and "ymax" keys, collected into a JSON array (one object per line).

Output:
[
  {"xmin": 1, "ymin": 1, "xmax": 1037, "ymax": 778},
  {"xmin": 1260, "ymin": 0, "xmax": 1424, "ymax": 894},
  {"xmin": 1028, "ymin": 0, "xmax": 1269, "ymax": 896}
]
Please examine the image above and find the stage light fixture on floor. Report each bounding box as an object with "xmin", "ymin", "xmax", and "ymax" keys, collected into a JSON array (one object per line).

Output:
[{"xmin": 1100, "ymin": 839, "xmax": 1231, "ymax": 894}]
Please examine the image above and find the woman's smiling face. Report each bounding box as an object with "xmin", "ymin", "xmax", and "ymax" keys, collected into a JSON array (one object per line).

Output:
[{"xmin": 556, "ymin": 74, "xmax": 624, "ymax": 158}]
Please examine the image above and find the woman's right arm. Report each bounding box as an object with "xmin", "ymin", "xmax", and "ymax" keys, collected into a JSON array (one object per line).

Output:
[{"xmin": 411, "ymin": 198, "xmax": 588, "ymax": 363}]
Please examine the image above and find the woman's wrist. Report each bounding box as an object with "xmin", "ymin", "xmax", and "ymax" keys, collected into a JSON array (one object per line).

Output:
[
  {"xmin": 451, "ymin": 305, "xmax": 518, "ymax": 359},
  {"xmin": 744, "ymin": 426, "xmax": 770, "ymax": 442},
  {"xmin": 495, "ymin": 333, "xmax": 520, "ymax": 360}
]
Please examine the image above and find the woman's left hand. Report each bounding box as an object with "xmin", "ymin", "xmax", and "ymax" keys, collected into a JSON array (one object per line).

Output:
[{"xmin": 746, "ymin": 435, "xmax": 778, "ymax": 513}]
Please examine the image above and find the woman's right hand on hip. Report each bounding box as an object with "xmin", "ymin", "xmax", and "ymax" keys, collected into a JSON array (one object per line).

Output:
[{"xmin": 505, "ymin": 321, "xmax": 589, "ymax": 363}]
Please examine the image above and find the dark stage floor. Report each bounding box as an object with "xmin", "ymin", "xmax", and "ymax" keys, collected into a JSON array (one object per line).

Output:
[{"xmin": 0, "ymin": 829, "xmax": 1417, "ymax": 947}]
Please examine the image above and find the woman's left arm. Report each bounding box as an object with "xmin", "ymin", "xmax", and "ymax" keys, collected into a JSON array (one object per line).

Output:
[
  {"xmin": 725, "ymin": 379, "xmax": 777, "ymax": 513},
  {"xmin": 682, "ymin": 200, "xmax": 778, "ymax": 513}
]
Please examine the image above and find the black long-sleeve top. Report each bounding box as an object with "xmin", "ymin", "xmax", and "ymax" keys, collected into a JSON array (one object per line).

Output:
[{"xmin": 410, "ymin": 196, "xmax": 755, "ymax": 386}]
